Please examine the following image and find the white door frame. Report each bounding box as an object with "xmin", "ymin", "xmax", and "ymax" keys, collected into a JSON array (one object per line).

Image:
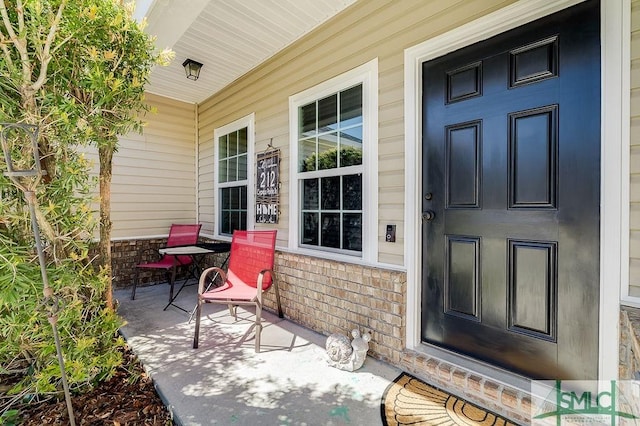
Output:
[{"xmin": 404, "ymin": 0, "xmax": 629, "ymax": 381}]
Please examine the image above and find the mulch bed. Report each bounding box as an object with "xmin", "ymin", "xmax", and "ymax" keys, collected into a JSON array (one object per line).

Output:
[{"xmin": 9, "ymin": 346, "xmax": 173, "ymax": 425}]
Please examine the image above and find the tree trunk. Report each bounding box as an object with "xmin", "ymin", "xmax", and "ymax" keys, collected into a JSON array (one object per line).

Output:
[{"xmin": 98, "ymin": 143, "xmax": 114, "ymax": 310}]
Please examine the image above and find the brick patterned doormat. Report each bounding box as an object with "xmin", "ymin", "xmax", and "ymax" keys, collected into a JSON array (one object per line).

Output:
[{"xmin": 381, "ymin": 373, "xmax": 519, "ymax": 426}]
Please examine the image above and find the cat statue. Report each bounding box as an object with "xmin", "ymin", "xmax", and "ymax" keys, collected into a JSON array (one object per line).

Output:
[{"xmin": 325, "ymin": 329, "xmax": 372, "ymax": 371}]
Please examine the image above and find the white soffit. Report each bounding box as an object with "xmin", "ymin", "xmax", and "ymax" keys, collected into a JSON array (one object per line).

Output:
[{"xmin": 142, "ymin": 0, "xmax": 357, "ymax": 104}]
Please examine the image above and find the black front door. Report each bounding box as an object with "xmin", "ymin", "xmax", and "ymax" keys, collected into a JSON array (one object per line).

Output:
[{"xmin": 421, "ymin": 0, "xmax": 600, "ymax": 380}]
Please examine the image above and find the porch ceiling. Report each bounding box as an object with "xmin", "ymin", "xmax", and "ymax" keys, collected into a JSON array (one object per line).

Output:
[{"xmin": 137, "ymin": 0, "xmax": 357, "ymax": 104}]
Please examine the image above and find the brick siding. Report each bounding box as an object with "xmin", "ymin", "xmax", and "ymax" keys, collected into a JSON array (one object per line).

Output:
[
  {"xmin": 620, "ymin": 306, "xmax": 640, "ymax": 380},
  {"xmin": 110, "ymin": 237, "xmax": 227, "ymax": 289},
  {"xmin": 265, "ymin": 252, "xmax": 406, "ymax": 365}
]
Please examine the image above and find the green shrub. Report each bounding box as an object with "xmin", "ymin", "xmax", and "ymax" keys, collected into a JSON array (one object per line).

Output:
[{"xmin": 0, "ymin": 147, "xmax": 124, "ymax": 396}]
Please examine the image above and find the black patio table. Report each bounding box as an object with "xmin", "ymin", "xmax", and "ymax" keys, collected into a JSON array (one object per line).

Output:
[{"xmin": 158, "ymin": 242, "xmax": 231, "ymax": 314}]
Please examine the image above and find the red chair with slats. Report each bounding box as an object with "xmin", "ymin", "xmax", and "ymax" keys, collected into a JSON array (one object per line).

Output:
[
  {"xmin": 193, "ymin": 230, "xmax": 282, "ymax": 352},
  {"xmin": 131, "ymin": 224, "xmax": 202, "ymax": 300}
]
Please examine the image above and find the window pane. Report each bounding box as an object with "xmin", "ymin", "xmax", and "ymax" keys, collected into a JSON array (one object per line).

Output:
[
  {"xmin": 240, "ymin": 186, "xmax": 247, "ymax": 209},
  {"xmin": 221, "ymin": 187, "xmax": 230, "ymax": 208},
  {"xmin": 321, "ymin": 176, "xmax": 340, "ymax": 210},
  {"xmin": 230, "ymin": 187, "xmax": 240, "ymax": 209},
  {"xmin": 221, "ymin": 211, "xmax": 231, "ymax": 234},
  {"xmin": 300, "ymin": 103, "xmax": 316, "ymax": 138},
  {"xmin": 216, "ymin": 122, "xmax": 250, "ymax": 237},
  {"xmin": 240, "ymin": 211, "xmax": 247, "ymax": 230},
  {"xmin": 321, "ymin": 213, "xmax": 340, "ymax": 248},
  {"xmin": 340, "ymin": 132, "xmax": 363, "ymax": 167},
  {"xmin": 296, "ymin": 80, "xmax": 366, "ymax": 255},
  {"xmin": 300, "ymin": 138, "xmax": 317, "ymax": 172},
  {"xmin": 318, "ymin": 94, "xmax": 337, "ymax": 133},
  {"xmin": 303, "ymin": 178, "xmax": 318, "ymax": 210},
  {"xmin": 238, "ymin": 127, "xmax": 247, "ymax": 154},
  {"xmin": 340, "ymin": 126, "xmax": 362, "ymax": 145},
  {"xmin": 229, "ymin": 131, "xmax": 238, "ymax": 156},
  {"xmin": 340, "ymin": 85, "xmax": 362, "ymax": 128},
  {"xmin": 343, "ymin": 174, "xmax": 362, "ymax": 210},
  {"xmin": 219, "ymin": 135, "xmax": 228, "ymax": 158},
  {"xmin": 228, "ymin": 157, "xmax": 237, "ymax": 181},
  {"xmin": 317, "ymin": 133, "xmax": 338, "ymax": 170},
  {"xmin": 302, "ymin": 212, "xmax": 319, "ymax": 245},
  {"xmin": 231, "ymin": 211, "xmax": 240, "ymax": 233},
  {"xmin": 238, "ymin": 153, "xmax": 247, "ymax": 180},
  {"xmin": 218, "ymin": 159, "xmax": 228, "ymax": 183},
  {"xmin": 220, "ymin": 186, "xmax": 247, "ymax": 235},
  {"xmin": 343, "ymin": 213, "xmax": 362, "ymax": 251}
]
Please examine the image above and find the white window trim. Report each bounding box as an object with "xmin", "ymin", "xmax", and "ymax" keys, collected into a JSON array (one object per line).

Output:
[
  {"xmin": 289, "ymin": 58, "xmax": 378, "ymax": 263},
  {"xmin": 404, "ymin": 0, "xmax": 626, "ymax": 382},
  {"xmin": 213, "ymin": 113, "xmax": 255, "ymax": 240}
]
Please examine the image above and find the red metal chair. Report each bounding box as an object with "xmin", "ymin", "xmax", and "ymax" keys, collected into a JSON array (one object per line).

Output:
[
  {"xmin": 131, "ymin": 223, "xmax": 202, "ymax": 300},
  {"xmin": 193, "ymin": 230, "xmax": 282, "ymax": 352}
]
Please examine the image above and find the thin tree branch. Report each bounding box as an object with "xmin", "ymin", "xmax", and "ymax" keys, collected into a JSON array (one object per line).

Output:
[
  {"xmin": 31, "ymin": 0, "xmax": 67, "ymax": 92},
  {"xmin": 0, "ymin": 1, "xmax": 20, "ymax": 70},
  {"xmin": 0, "ymin": 0, "xmax": 32, "ymax": 89},
  {"xmin": 0, "ymin": 28, "xmax": 14, "ymax": 68},
  {"xmin": 14, "ymin": 0, "xmax": 29, "ymax": 84},
  {"xmin": 0, "ymin": 0, "xmax": 18, "ymax": 44},
  {"xmin": 15, "ymin": 0, "xmax": 23, "ymax": 33},
  {"xmin": 49, "ymin": 33, "xmax": 74, "ymax": 55}
]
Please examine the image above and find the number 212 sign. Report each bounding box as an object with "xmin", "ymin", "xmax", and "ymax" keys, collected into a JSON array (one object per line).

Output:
[{"xmin": 256, "ymin": 150, "xmax": 279, "ymax": 224}]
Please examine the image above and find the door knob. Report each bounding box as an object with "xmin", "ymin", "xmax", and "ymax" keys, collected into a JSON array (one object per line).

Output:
[{"xmin": 423, "ymin": 211, "xmax": 435, "ymax": 221}]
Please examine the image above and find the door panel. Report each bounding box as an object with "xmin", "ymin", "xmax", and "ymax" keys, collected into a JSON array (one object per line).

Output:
[{"xmin": 421, "ymin": 0, "xmax": 600, "ymax": 380}]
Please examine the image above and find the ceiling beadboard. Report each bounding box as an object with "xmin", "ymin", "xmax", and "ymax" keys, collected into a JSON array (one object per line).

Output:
[{"xmin": 143, "ymin": 0, "xmax": 357, "ymax": 104}]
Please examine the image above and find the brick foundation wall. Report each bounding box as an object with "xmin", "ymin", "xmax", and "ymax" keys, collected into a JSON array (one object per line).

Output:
[
  {"xmin": 620, "ymin": 306, "xmax": 640, "ymax": 379},
  {"xmin": 110, "ymin": 237, "xmax": 228, "ymax": 290},
  {"xmin": 620, "ymin": 307, "xmax": 640, "ymax": 426},
  {"xmin": 111, "ymin": 238, "xmax": 166, "ymax": 289},
  {"xmin": 399, "ymin": 351, "xmax": 532, "ymax": 424},
  {"xmin": 264, "ymin": 252, "xmax": 406, "ymax": 365}
]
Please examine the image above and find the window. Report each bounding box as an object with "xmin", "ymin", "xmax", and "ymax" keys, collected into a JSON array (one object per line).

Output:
[
  {"xmin": 214, "ymin": 114, "xmax": 255, "ymax": 237},
  {"xmin": 289, "ymin": 59, "xmax": 378, "ymax": 260},
  {"xmin": 299, "ymin": 85, "xmax": 363, "ymax": 252}
]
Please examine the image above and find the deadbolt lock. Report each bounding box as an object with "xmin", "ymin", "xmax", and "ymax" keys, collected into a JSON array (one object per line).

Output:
[{"xmin": 423, "ymin": 211, "xmax": 435, "ymax": 221}]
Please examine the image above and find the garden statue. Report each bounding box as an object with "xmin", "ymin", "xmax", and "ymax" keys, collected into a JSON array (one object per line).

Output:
[{"xmin": 325, "ymin": 329, "xmax": 372, "ymax": 371}]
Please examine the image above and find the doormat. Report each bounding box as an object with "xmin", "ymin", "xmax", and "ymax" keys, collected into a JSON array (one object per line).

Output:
[{"xmin": 381, "ymin": 373, "xmax": 518, "ymax": 426}]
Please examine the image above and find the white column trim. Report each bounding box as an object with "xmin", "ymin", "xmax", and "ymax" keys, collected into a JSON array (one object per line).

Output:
[{"xmin": 599, "ymin": 0, "xmax": 629, "ymax": 379}]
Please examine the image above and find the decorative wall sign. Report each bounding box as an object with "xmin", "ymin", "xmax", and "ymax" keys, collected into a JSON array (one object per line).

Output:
[{"xmin": 256, "ymin": 149, "xmax": 280, "ymax": 223}]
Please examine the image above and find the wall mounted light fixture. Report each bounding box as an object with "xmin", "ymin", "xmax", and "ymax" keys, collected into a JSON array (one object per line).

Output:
[{"xmin": 182, "ymin": 58, "xmax": 203, "ymax": 81}]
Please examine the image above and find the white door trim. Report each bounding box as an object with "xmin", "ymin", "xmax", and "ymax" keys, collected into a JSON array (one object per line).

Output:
[{"xmin": 404, "ymin": 0, "xmax": 628, "ymax": 381}]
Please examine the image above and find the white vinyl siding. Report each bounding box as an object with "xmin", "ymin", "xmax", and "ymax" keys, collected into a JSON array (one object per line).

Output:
[{"xmin": 97, "ymin": 93, "xmax": 196, "ymax": 239}]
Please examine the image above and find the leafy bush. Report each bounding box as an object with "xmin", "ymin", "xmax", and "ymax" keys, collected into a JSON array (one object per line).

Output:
[
  {"xmin": 0, "ymin": 147, "xmax": 124, "ymax": 396},
  {"xmin": 0, "ymin": 0, "xmax": 167, "ymax": 405}
]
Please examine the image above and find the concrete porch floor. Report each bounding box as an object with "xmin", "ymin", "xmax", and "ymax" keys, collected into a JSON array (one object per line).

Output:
[{"xmin": 114, "ymin": 282, "xmax": 402, "ymax": 426}]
